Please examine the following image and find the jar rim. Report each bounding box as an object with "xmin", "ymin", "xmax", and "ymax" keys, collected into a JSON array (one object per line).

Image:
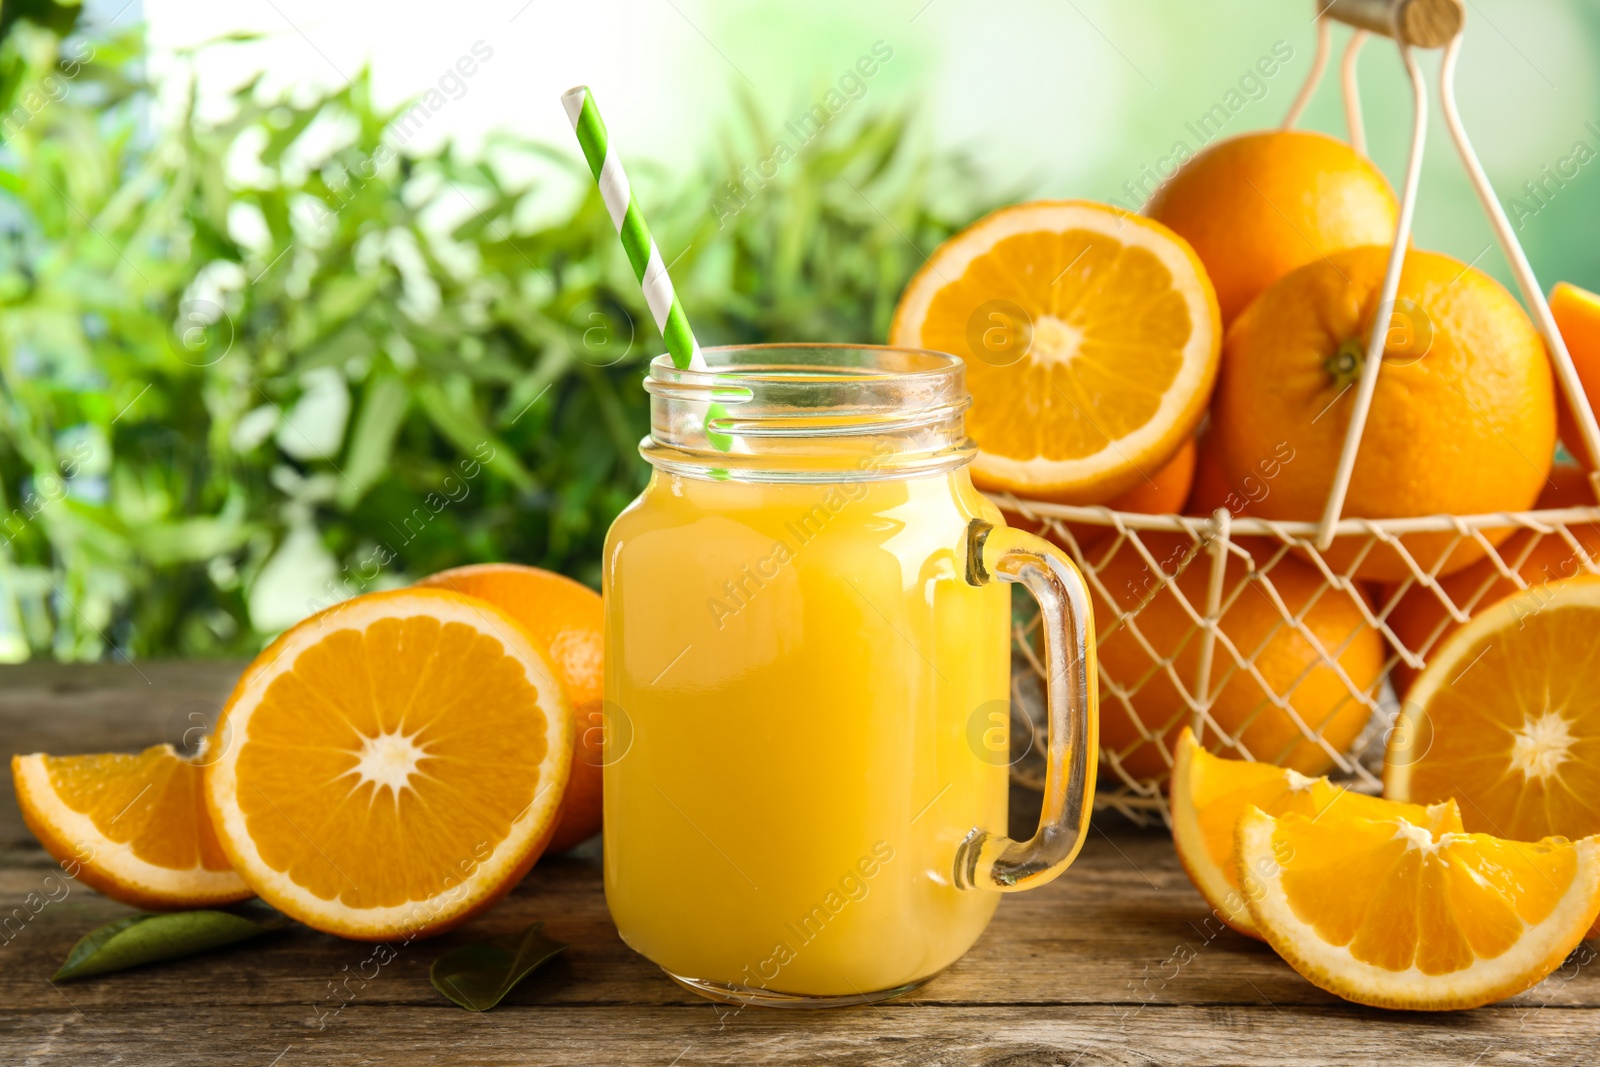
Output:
[
  {"xmin": 649, "ymin": 343, "xmax": 966, "ymax": 382},
  {"xmin": 642, "ymin": 343, "xmax": 974, "ymax": 482}
]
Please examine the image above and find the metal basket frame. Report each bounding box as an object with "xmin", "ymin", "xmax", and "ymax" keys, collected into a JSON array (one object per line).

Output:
[{"xmin": 1002, "ymin": 0, "xmax": 1600, "ymax": 822}]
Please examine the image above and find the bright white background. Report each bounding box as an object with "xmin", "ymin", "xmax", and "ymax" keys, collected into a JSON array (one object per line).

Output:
[{"xmin": 94, "ymin": 0, "xmax": 1600, "ymax": 287}]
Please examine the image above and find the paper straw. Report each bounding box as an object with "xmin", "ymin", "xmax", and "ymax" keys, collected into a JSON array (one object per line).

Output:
[
  {"xmin": 562, "ymin": 85, "xmax": 732, "ymax": 453},
  {"xmin": 561, "ymin": 85, "xmax": 705, "ymax": 373}
]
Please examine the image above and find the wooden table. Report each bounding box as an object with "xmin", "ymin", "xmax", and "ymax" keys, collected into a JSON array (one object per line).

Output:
[{"xmin": 3, "ymin": 662, "xmax": 1597, "ymax": 1065}]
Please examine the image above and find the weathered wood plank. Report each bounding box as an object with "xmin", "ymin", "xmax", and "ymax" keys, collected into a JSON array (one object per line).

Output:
[
  {"xmin": 7, "ymin": 832, "xmax": 1599, "ymax": 1012},
  {"xmin": 5, "ymin": 1003, "xmax": 1598, "ymax": 1067},
  {"xmin": 3, "ymin": 661, "xmax": 1599, "ymax": 1066}
]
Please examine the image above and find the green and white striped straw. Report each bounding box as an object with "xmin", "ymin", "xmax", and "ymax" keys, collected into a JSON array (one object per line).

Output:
[
  {"xmin": 562, "ymin": 85, "xmax": 705, "ymax": 374},
  {"xmin": 563, "ymin": 85, "xmax": 732, "ymax": 454}
]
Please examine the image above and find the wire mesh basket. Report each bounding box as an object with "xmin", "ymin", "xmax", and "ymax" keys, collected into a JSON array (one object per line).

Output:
[{"xmin": 1000, "ymin": 0, "xmax": 1600, "ymax": 823}]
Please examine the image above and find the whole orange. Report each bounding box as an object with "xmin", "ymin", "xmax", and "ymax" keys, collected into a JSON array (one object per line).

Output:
[
  {"xmin": 1104, "ymin": 436, "xmax": 1196, "ymax": 515},
  {"xmin": 1002, "ymin": 437, "xmax": 1197, "ymax": 550},
  {"xmin": 1145, "ymin": 130, "xmax": 1398, "ymax": 323},
  {"xmin": 1181, "ymin": 429, "xmax": 1300, "ymax": 570},
  {"xmin": 1551, "ymin": 281, "xmax": 1600, "ymax": 466},
  {"xmin": 1185, "ymin": 430, "xmax": 1241, "ymax": 517},
  {"xmin": 1532, "ymin": 460, "xmax": 1600, "ymax": 510},
  {"xmin": 1382, "ymin": 465, "xmax": 1600, "ymax": 696},
  {"xmin": 416, "ymin": 564, "xmax": 604, "ymax": 853},
  {"xmin": 1184, "ymin": 428, "xmax": 1303, "ymax": 521},
  {"xmin": 1214, "ymin": 246, "xmax": 1556, "ymax": 583},
  {"xmin": 1084, "ymin": 532, "xmax": 1382, "ymax": 783}
]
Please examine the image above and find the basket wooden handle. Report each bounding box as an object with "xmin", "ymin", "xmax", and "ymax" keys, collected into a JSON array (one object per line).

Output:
[{"xmin": 1318, "ymin": 0, "xmax": 1463, "ymax": 48}]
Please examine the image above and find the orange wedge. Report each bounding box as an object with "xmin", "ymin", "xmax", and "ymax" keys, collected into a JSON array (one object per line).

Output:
[
  {"xmin": 204, "ymin": 588, "xmax": 573, "ymax": 940},
  {"xmin": 13, "ymin": 745, "xmax": 252, "ymax": 910},
  {"xmin": 1238, "ymin": 806, "xmax": 1600, "ymax": 1010},
  {"xmin": 1170, "ymin": 727, "xmax": 1460, "ymax": 939},
  {"xmin": 889, "ymin": 200, "xmax": 1220, "ymax": 504},
  {"xmin": 1386, "ymin": 575, "xmax": 1600, "ymax": 936}
]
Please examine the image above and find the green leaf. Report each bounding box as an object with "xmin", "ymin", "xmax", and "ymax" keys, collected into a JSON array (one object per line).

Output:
[
  {"xmin": 54, "ymin": 908, "xmax": 290, "ymax": 981},
  {"xmin": 339, "ymin": 372, "xmax": 411, "ymax": 508},
  {"xmin": 0, "ymin": 0, "xmax": 82, "ymax": 45},
  {"xmin": 311, "ymin": 274, "xmax": 385, "ymax": 334},
  {"xmin": 429, "ymin": 921, "xmax": 567, "ymax": 1011},
  {"xmin": 260, "ymin": 102, "xmax": 322, "ymax": 166},
  {"xmin": 414, "ymin": 380, "xmax": 536, "ymax": 490}
]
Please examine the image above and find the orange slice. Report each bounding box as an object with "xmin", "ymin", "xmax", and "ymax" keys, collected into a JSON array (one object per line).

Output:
[
  {"xmin": 12, "ymin": 745, "xmax": 252, "ymax": 910},
  {"xmin": 1238, "ymin": 806, "xmax": 1600, "ymax": 1010},
  {"xmin": 204, "ymin": 588, "xmax": 573, "ymax": 940},
  {"xmin": 1170, "ymin": 727, "xmax": 1460, "ymax": 939},
  {"xmin": 1385, "ymin": 574, "xmax": 1600, "ymax": 936},
  {"xmin": 889, "ymin": 200, "xmax": 1220, "ymax": 504}
]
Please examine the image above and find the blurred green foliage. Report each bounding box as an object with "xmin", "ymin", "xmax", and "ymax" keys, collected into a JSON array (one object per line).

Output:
[{"xmin": 0, "ymin": 16, "xmax": 999, "ymax": 660}]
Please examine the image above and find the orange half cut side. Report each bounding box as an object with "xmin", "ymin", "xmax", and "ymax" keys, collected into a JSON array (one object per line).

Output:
[
  {"xmin": 890, "ymin": 200, "xmax": 1220, "ymax": 504},
  {"xmin": 203, "ymin": 588, "xmax": 573, "ymax": 940}
]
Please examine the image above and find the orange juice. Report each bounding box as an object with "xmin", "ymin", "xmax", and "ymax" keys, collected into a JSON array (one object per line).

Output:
[
  {"xmin": 602, "ymin": 345, "xmax": 1099, "ymax": 1007},
  {"xmin": 603, "ymin": 468, "xmax": 1010, "ymax": 997}
]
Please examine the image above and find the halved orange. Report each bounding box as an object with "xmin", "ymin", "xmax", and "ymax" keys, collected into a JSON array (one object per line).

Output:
[
  {"xmin": 1239, "ymin": 806, "xmax": 1600, "ymax": 1010},
  {"xmin": 889, "ymin": 200, "xmax": 1220, "ymax": 504},
  {"xmin": 416, "ymin": 563, "xmax": 603, "ymax": 854},
  {"xmin": 13, "ymin": 745, "xmax": 252, "ymax": 910},
  {"xmin": 1386, "ymin": 575, "xmax": 1600, "ymax": 842},
  {"xmin": 1170, "ymin": 727, "xmax": 1460, "ymax": 939},
  {"xmin": 1386, "ymin": 575, "xmax": 1600, "ymax": 935},
  {"xmin": 204, "ymin": 588, "xmax": 573, "ymax": 940}
]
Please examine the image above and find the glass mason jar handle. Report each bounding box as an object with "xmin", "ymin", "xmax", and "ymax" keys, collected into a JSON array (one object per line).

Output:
[{"xmin": 954, "ymin": 519, "xmax": 1099, "ymax": 892}]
